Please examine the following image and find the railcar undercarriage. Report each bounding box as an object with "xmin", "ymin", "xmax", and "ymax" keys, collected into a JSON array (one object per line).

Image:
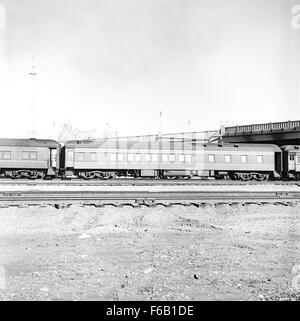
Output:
[
  {"xmin": 64, "ymin": 169, "xmax": 280, "ymax": 181},
  {"xmin": 74, "ymin": 169, "xmax": 140, "ymax": 180},
  {"xmin": 0, "ymin": 168, "xmax": 57, "ymax": 179},
  {"xmin": 229, "ymin": 172, "xmax": 271, "ymax": 181},
  {"xmin": 2, "ymin": 169, "xmax": 46, "ymax": 179}
]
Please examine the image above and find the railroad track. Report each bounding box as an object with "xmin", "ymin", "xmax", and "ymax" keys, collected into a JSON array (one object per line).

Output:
[
  {"xmin": 0, "ymin": 178, "xmax": 299, "ymax": 186},
  {"xmin": 0, "ymin": 190, "xmax": 300, "ymax": 206}
]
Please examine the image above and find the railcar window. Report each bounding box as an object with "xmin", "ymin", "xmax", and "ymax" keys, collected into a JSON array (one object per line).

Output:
[
  {"xmin": 77, "ymin": 153, "xmax": 84, "ymax": 161},
  {"xmin": 117, "ymin": 154, "xmax": 124, "ymax": 161},
  {"xmin": 3, "ymin": 151, "xmax": 11, "ymax": 160},
  {"xmin": 30, "ymin": 152, "xmax": 37, "ymax": 160},
  {"xmin": 145, "ymin": 154, "xmax": 151, "ymax": 162},
  {"xmin": 185, "ymin": 155, "xmax": 192, "ymax": 162},
  {"xmin": 67, "ymin": 150, "xmax": 74, "ymax": 161},
  {"xmin": 169, "ymin": 154, "xmax": 175, "ymax": 162},
  {"xmin": 297, "ymin": 156, "xmax": 300, "ymax": 163},
  {"xmin": 110, "ymin": 153, "xmax": 117, "ymax": 161},
  {"xmin": 128, "ymin": 154, "xmax": 134, "ymax": 161},
  {"xmin": 208, "ymin": 155, "xmax": 215, "ymax": 163},
  {"xmin": 257, "ymin": 155, "xmax": 263, "ymax": 163},
  {"xmin": 290, "ymin": 154, "xmax": 295, "ymax": 161},
  {"xmin": 22, "ymin": 151, "xmax": 29, "ymax": 160},
  {"xmin": 179, "ymin": 154, "xmax": 185, "ymax": 162},
  {"xmin": 162, "ymin": 154, "xmax": 168, "ymax": 162},
  {"xmin": 241, "ymin": 155, "xmax": 247, "ymax": 163},
  {"xmin": 225, "ymin": 155, "xmax": 231, "ymax": 163},
  {"xmin": 152, "ymin": 154, "xmax": 158, "ymax": 162},
  {"xmin": 90, "ymin": 153, "xmax": 97, "ymax": 162},
  {"xmin": 135, "ymin": 154, "xmax": 141, "ymax": 161}
]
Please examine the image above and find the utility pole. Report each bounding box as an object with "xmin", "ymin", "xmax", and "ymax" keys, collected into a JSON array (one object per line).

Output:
[
  {"xmin": 290, "ymin": 0, "xmax": 300, "ymax": 117},
  {"xmin": 28, "ymin": 56, "xmax": 37, "ymax": 138},
  {"xmin": 188, "ymin": 120, "xmax": 191, "ymax": 131},
  {"xmin": 0, "ymin": 2, "xmax": 7, "ymax": 89},
  {"xmin": 158, "ymin": 111, "xmax": 162, "ymax": 135}
]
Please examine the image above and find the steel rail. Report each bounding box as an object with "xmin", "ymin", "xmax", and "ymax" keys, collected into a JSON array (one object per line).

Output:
[
  {"xmin": 0, "ymin": 179, "xmax": 299, "ymax": 187},
  {"xmin": 0, "ymin": 190, "xmax": 300, "ymax": 205}
]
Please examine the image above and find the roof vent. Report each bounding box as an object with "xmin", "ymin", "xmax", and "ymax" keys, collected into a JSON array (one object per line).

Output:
[
  {"xmin": 203, "ymin": 144, "xmax": 207, "ymax": 147},
  {"xmin": 218, "ymin": 143, "xmax": 223, "ymax": 147},
  {"xmin": 233, "ymin": 144, "xmax": 239, "ymax": 148},
  {"xmin": 295, "ymin": 146, "xmax": 299, "ymax": 149}
]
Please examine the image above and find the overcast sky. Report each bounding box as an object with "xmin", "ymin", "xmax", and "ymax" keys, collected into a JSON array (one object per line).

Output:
[{"xmin": 0, "ymin": 0, "xmax": 299, "ymax": 138}]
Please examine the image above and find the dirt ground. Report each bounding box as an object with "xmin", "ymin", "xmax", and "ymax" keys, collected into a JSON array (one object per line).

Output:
[{"xmin": 0, "ymin": 203, "xmax": 299, "ymax": 301}]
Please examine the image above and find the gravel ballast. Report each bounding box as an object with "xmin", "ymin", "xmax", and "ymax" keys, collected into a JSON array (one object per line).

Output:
[{"xmin": 0, "ymin": 203, "xmax": 299, "ymax": 301}]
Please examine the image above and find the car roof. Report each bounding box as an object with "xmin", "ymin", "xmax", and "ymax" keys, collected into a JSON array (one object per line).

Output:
[
  {"xmin": 281, "ymin": 145, "xmax": 300, "ymax": 151},
  {"xmin": 65, "ymin": 139, "xmax": 281, "ymax": 151},
  {"xmin": 0, "ymin": 138, "xmax": 61, "ymax": 148}
]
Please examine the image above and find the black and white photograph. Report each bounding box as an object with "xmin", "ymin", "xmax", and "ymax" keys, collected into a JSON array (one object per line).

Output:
[{"xmin": 0, "ymin": 0, "xmax": 300, "ymax": 305}]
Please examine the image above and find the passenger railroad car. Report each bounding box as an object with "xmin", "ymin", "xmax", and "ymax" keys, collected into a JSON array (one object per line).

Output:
[
  {"xmin": 0, "ymin": 138, "xmax": 61, "ymax": 179},
  {"xmin": 281, "ymin": 145, "xmax": 300, "ymax": 180},
  {"xmin": 63, "ymin": 140, "xmax": 282, "ymax": 180}
]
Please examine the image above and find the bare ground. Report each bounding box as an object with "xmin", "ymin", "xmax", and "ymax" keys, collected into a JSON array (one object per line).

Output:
[{"xmin": 0, "ymin": 203, "xmax": 299, "ymax": 301}]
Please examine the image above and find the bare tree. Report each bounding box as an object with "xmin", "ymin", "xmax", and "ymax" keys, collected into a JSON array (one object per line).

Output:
[{"xmin": 58, "ymin": 123, "xmax": 97, "ymax": 143}]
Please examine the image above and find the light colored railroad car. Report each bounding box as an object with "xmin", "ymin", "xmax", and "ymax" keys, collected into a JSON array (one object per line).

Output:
[
  {"xmin": 203, "ymin": 143, "xmax": 281, "ymax": 180},
  {"xmin": 0, "ymin": 138, "xmax": 60, "ymax": 179},
  {"xmin": 281, "ymin": 145, "xmax": 300, "ymax": 180},
  {"xmin": 64, "ymin": 140, "xmax": 281, "ymax": 180}
]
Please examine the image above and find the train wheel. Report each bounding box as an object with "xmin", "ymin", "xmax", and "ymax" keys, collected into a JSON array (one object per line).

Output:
[
  {"xmin": 29, "ymin": 171, "xmax": 41, "ymax": 179},
  {"xmin": 254, "ymin": 174, "xmax": 262, "ymax": 181},
  {"xmin": 249, "ymin": 173, "xmax": 256, "ymax": 180},
  {"xmin": 254, "ymin": 173, "xmax": 269, "ymax": 181},
  {"xmin": 239, "ymin": 173, "xmax": 246, "ymax": 181},
  {"xmin": 44, "ymin": 174, "xmax": 54, "ymax": 180},
  {"xmin": 11, "ymin": 174, "xmax": 21, "ymax": 179},
  {"xmin": 242, "ymin": 173, "xmax": 251, "ymax": 181},
  {"xmin": 261, "ymin": 174, "xmax": 269, "ymax": 181}
]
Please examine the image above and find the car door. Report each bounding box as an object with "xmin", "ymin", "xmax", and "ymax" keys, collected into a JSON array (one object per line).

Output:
[
  {"xmin": 65, "ymin": 149, "xmax": 74, "ymax": 169},
  {"xmin": 289, "ymin": 153, "xmax": 296, "ymax": 171},
  {"xmin": 296, "ymin": 153, "xmax": 300, "ymax": 172},
  {"xmin": 50, "ymin": 148, "xmax": 57, "ymax": 168}
]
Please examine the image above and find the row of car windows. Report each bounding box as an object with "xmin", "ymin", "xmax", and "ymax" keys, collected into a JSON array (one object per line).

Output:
[
  {"xmin": 1, "ymin": 150, "xmax": 298, "ymax": 164},
  {"xmin": 74, "ymin": 152, "xmax": 192, "ymax": 163},
  {"xmin": 208, "ymin": 155, "xmax": 264, "ymax": 164},
  {"xmin": 72, "ymin": 152, "xmax": 267, "ymax": 164},
  {"xmin": 0, "ymin": 151, "xmax": 37, "ymax": 160},
  {"xmin": 289, "ymin": 155, "xmax": 300, "ymax": 163}
]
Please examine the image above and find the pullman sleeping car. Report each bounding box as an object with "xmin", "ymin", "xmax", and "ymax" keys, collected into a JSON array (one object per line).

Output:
[{"xmin": 62, "ymin": 139, "xmax": 282, "ymax": 181}]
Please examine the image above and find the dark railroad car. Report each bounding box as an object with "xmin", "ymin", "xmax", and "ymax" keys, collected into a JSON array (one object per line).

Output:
[
  {"xmin": 63, "ymin": 139, "xmax": 281, "ymax": 180},
  {"xmin": 0, "ymin": 138, "xmax": 61, "ymax": 179},
  {"xmin": 281, "ymin": 145, "xmax": 300, "ymax": 180}
]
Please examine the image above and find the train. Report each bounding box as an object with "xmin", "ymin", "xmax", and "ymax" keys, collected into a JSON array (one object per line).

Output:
[{"xmin": 0, "ymin": 138, "xmax": 299, "ymax": 180}]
